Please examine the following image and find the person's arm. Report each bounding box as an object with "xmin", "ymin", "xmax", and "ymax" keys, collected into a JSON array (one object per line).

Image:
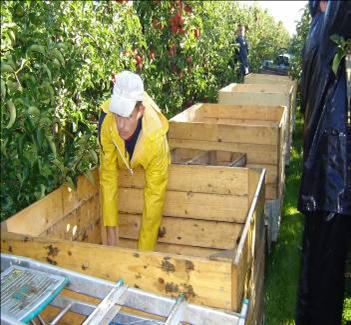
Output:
[
  {"xmin": 99, "ymin": 117, "xmax": 119, "ymax": 227},
  {"xmin": 138, "ymin": 135, "xmax": 170, "ymax": 251}
]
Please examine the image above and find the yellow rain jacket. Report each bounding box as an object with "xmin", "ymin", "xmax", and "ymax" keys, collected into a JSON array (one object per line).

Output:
[{"xmin": 99, "ymin": 93, "xmax": 170, "ymax": 251}]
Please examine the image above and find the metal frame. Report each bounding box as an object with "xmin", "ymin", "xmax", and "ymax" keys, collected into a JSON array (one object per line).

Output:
[{"xmin": 1, "ymin": 253, "xmax": 249, "ymax": 324}]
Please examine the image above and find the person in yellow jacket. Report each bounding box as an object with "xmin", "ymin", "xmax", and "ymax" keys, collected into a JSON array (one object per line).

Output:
[{"xmin": 98, "ymin": 71, "xmax": 170, "ymax": 250}]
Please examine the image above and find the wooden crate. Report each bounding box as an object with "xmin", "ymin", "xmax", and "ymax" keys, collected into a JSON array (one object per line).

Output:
[
  {"xmin": 218, "ymin": 82, "xmax": 294, "ymax": 165},
  {"xmin": 244, "ymin": 73, "xmax": 298, "ymax": 158},
  {"xmin": 169, "ymin": 103, "xmax": 286, "ymax": 244},
  {"xmin": 1, "ymin": 166, "xmax": 266, "ymax": 320},
  {"xmin": 171, "ymin": 148, "xmax": 246, "ymax": 167}
]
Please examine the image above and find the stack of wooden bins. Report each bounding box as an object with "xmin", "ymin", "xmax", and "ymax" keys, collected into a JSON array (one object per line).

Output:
[
  {"xmin": 244, "ymin": 73, "xmax": 298, "ymax": 159},
  {"xmin": 169, "ymin": 103, "xmax": 287, "ymax": 245},
  {"xmin": 1, "ymin": 106, "xmax": 266, "ymax": 325},
  {"xmin": 218, "ymin": 82, "xmax": 295, "ymax": 165}
]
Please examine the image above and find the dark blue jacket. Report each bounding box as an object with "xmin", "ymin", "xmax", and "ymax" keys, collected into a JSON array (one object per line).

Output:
[
  {"xmin": 298, "ymin": 1, "xmax": 351, "ymax": 215},
  {"xmin": 236, "ymin": 35, "xmax": 249, "ymax": 68}
]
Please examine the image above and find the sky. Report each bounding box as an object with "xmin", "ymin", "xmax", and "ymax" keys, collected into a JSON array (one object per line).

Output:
[{"xmin": 238, "ymin": 1, "xmax": 308, "ymax": 36}]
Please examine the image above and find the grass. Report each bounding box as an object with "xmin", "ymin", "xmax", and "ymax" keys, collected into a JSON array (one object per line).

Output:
[{"xmin": 264, "ymin": 112, "xmax": 351, "ymax": 324}]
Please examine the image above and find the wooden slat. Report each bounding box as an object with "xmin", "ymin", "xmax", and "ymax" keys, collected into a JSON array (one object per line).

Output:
[
  {"xmin": 119, "ymin": 165, "xmax": 249, "ymax": 196},
  {"xmin": 118, "ymin": 238, "xmax": 222, "ymax": 258},
  {"xmin": 169, "ymin": 139, "xmax": 278, "ymax": 165},
  {"xmin": 2, "ymin": 170, "xmax": 99, "ymax": 236},
  {"xmin": 219, "ymin": 82, "xmax": 292, "ymax": 94},
  {"xmin": 3, "ymin": 187, "xmax": 65, "ymax": 236},
  {"xmin": 169, "ymin": 122, "xmax": 279, "ymax": 146},
  {"xmin": 232, "ymin": 169, "xmax": 265, "ymax": 311},
  {"xmin": 168, "ymin": 102, "xmax": 204, "ymax": 122},
  {"xmin": 198, "ymin": 104, "xmax": 285, "ymax": 121},
  {"xmin": 218, "ymin": 91, "xmax": 289, "ymax": 107},
  {"xmin": 1, "ymin": 232, "xmax": 234, "ymax": 310},
  {"xmin": 41, "ymin": 194, "xmax": 101, "ymax": 244},
  {"xmin": 246, "ymin": 227, "xmax": 266, "ymax": 325},
  {"xmin": 119, "ymin": 214, "xmax": 242, "ymax": 250},
  {"xmin": 202, "ymin": 117, "xmax": 278, "ymax": 127},
  {"xmin": 119, "ymin": 188, "xmax": 248, "ymax": 223},
  {"xmin": 246, "ymin": 164, "xmax": 277, "ymax": 184},
  {"xmin": 244, "ymin": 73, "xmax": 294, "ymax": 84},
  {"xmin": 266, "ymin": 183, "xmax": 278, "ymax": 200}
]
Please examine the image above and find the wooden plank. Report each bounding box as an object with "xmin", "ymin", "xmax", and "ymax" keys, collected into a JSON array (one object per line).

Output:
[
  {"xmin": 3, "ymin": 187, "xmax": 65, "ymax": 236},
  {"xmin": 118, "ymin": 238, "xmax": 222, "ymax": 258},
  {"xmin": 198, "ymin": 104, "xmax": 285, "ymax": 121},
  {"xmin": 218, "ymin": 91, "xmax": 289, "ymax": 107},
  {"xmin": 168, "ymin": 102, "xmax": 204, "ymax": 122},
  {"xmin": 232, "ymin": 169, "xmax": 265, "ymax": 311},
  {"xmin": 40, "ymin": 306, "xmax": 87, "ymax": 325},
  {"xmin": 220, "ymin": 82, "xmax": 292, "ymax": 94},
  {"xmin": 171, "ymin": 148, "xmax": 207, "ymax": 164},
  {"xmin": 2, "ymin": 171, "xmax": 99, "ymax": 236},
  {"xmin": 118, "ymin": 214, "xmax": 242, "ymax": 250},
  {"xmin": 77, "ymin": 168, "xmax": 99, "ymax": 201},
  {"xmin": 169, "ymin": 122, "xmax": 279, "ymax": 146},
  {"xmin": 246, "ymin": 228, "xmax": 266, "ymax": 325},
  {"xmin": 171, "ymin": 149, "xmax": 246, "ymax": 167},
  {"xmin": 244, "ymin": 73, "xmax": 293, "ymax": 83},
  {"xmin": 169, "ymin": 139, "xmax": 278, "ymax": 165},
  {"xmin": 246, "ymin": 164, "xmax": 277, "ymax": 184},
  {"xmin": 202, "ymin": 117, "xmax": 278, "ymax": 127},
  {"xmin": 1, "ymin": 232, "xmax": 234, "ymax": 310},
  {"xmin": 266, "ymin": 183, "xmax": 278, "ymax": 200},
  {"xmin": 41, "ymin": 194, "xmax": 101, "ymax": 244},
  {"xmin": 119, "ymin": 165, "xmax": 249, "ymax": 196},
  {"xmin": 119, "ymin": 188, "xmax": 248, "ymax": 223}
]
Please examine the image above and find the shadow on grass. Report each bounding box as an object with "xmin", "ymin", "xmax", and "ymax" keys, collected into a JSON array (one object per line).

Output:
[{"xmin": 264, "ymin": 115, "xmax": 304, "ymax": 325}]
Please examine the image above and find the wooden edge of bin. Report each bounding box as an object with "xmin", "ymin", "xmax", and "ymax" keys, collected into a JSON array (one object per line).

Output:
[
  {"xmin": 1, "ymin": 169, "xmax": 99, "ymax": 237},
  {"xmin": 0, "ymin": 231, "xmax": 234, "ymax": 311},
  {"xmin": 209, "ymin": 168, "xmax": 265, "ymax": 311}
]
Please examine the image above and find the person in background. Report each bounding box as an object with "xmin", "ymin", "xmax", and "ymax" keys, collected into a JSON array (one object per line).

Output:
[
  {"xmin": 98, "ymin": 71, "xmax": 170, "ymax": 250},
  {"xmin": 296, "ymin": 1, "xmax": 351, "ymax": 324},
  {"xmin": 235, "ymin": 24, "xmax": 250, "ymax": 79}
]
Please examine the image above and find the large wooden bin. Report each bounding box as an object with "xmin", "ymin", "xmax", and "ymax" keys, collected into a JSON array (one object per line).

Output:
[
  {"xmin": 169, "ymin": 103, "xmax": 287, "ymax": 243},
  {"xmin": 218, "ymin": 82, "xmax": 294, "ymax": 165},
  {"xmin": 244, "ymin": 73, "xmax": 297, "ymax": 149},
  {"xmin": 1, "ymin": 164, "xmax": 266, "ymax": 323}
]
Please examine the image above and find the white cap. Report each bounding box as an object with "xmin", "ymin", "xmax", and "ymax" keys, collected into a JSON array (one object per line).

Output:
[{"xmin": 109, "ymin": 71, "xmax": 144, "ymax": 117}]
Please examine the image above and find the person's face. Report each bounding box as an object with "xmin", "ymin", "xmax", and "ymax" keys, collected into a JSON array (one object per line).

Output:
[
  {"xmin": 115, "ymin": 104, "xmax": 144, "ymax": 140},
  {"xmin": 319, "ymin": 0, "xmax": 327, "ymax": 12},
  {"xmin": 238, "ymin": 26, "xmax": 245, "ymax": 37}
]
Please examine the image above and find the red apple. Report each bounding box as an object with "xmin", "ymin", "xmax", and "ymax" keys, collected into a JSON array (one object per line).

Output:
[
  {"xmin": 194, "ymin": 28, "xmax": 200, "ymax": 38},
  {"xmin": 135, "ymin": 55, "xmax": 142, "ymax": 64},
  {"xmin": 184, "ymin": 4, "xmax": 192, "ymax": 13}
]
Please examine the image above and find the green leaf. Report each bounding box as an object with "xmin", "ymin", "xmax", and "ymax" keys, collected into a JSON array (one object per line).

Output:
[
  {"xmin": 65, "ymin": 176, "xmax": 76, "ymax": 191},
  {"xmin": 1, "ymin": 79, "xmax": 6, "ymax": 99},
  {"xmin": 28, "ymin": 106, "xmax": 40, "ymax": 116},
  {"xmin": 46, "ymin": 135, "xmax": 57, "ymax": 157},
  {"xmin": 42, "ymin": 64, "xmax": 52, "ymax": 82},
  {"xmin": 330, "ymin": 34, "xmax": 343, "ymax": 45},
  {"xmin": 40, "ymin": 184, "xmax": 46, "ymax": 198},
  {"xmin": 89, "ymin": 149, "xmax": 98, "ymax": 164},
  {"xmin": 332, "ymin": 49, "xmax": 345, "ymax": 76},
  {"xmin": 36, "ymin": 128, "xmax": 44, "ymax": 148},
  {"xmin": 5, "ymin": 100, "xmax": 16, "ymax": 129},
  {"xmin": 28, "ymin": 44, "xmax": 46, "ymax": 55},
  {"xmin": 1, "ymin": 63, "xmax": 14, "ymax": 73}
]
